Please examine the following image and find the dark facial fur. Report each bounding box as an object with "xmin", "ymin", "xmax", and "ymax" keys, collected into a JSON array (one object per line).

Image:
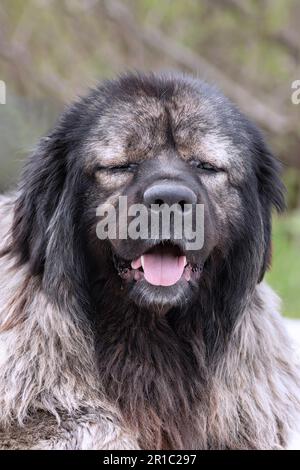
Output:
[{"xmin": 9, "ymin": 72, "xmax": 285, "ymax": 449}]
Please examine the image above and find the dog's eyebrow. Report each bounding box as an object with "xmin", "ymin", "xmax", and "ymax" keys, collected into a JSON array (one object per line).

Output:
[
  {"xmin": 86, "ymin": 141, "xmax": 130, "ymax": 168},
  {"xmin": 87, "ymin": 140, "xmax": 153, "ymax": 171},
  {"xmin": 178, "ymin": 132, "xmax": 238, "ymax": 168}
]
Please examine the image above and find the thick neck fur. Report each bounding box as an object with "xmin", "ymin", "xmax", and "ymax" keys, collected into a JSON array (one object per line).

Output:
[
  {"xmin": 94, "ymin": 289, "xmax": 209, "ymax": 449},
  {"xmin": 1, "ymin": 253, "xmax": 300, "ymax": 449},
  {"xmin": 92, "ymin": 274, "xmax": 300, "ymax": 450}
]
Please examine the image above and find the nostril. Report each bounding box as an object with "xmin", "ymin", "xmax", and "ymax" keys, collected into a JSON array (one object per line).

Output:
[
  {"xmin": 178, "ymin": 200, "xmax": 186, "ymax": 211},
  {"xmin": 154, "ymin": 198, "xmax": 165, "ymax": 207},
  {"xmin": 143, "ymin": 184, "xmax": 197, "ymax": 209}
]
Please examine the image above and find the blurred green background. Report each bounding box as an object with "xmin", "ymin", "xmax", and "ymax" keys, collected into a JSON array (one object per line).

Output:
[{"xmin": 0, "ymin": 0, "xmax": 299, "ymax": 317}]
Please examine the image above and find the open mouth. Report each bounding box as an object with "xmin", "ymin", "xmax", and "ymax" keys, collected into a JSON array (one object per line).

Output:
[{"xmin": 115, "ymin": 242, "xmax": 202, "ymax": 287}]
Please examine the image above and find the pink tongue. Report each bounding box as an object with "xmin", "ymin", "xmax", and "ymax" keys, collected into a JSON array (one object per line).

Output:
[{"xmin": 141, "ymin": 252, "xmax": 186, "ymax": 286}]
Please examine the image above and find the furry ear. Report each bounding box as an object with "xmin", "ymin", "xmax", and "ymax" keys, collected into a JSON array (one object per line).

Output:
[
  {"xmin": 12, "ymin": 133, "xmax": 67, "ymax": 275},
  {"xmin": 254, "ymin": 138, "xmax": 286, "ymax": 282},
  {"xmin": 12, "ymin": 132, "xmax": 91, "ymax": 314}
]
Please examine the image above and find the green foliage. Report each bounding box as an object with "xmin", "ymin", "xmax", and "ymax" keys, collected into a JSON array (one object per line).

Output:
[{"xmin": 267, "ymin": 212, "xmax": 300, "ymax": 318}]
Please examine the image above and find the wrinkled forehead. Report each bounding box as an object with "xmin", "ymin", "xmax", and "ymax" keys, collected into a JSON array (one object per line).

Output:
[{"xmin": 85, "ymin": 88, "xmax": 250, "ymax": 176}]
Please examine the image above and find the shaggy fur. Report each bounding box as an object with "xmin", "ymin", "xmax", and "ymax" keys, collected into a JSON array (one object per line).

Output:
[{"xmin": 0, "ymin": 72, "xmax": 299, "ymax": 449}]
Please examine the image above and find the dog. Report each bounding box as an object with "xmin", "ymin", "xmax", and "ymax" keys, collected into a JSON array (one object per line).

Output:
[{"xmin": 0, "ymin": 72, "xmax": 299, "ymax": 450}]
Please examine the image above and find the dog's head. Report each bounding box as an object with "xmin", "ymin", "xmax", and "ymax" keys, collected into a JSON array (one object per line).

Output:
[{"xmin": 11, "ymin": 73, "xmax": 285, "ymax": 323}]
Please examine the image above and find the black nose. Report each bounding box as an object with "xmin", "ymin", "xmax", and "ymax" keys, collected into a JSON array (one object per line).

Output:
[{"xmin": 143, "ymin": 183, "xmax": 197, "ymax": 212}]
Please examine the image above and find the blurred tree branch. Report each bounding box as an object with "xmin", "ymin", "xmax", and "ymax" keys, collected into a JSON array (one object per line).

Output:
[
  {"xmin": 0, "ymin": 0, "xmax": 299, "ymax": 170},
  {"xmin": 210, "ymin": 0, "xmax": 300, "ymax": 59},
  {"xmin": 103, "ymin": 0, "xmax": 300, "ymax": 169},
  {"xmin": 0, "ymin": 2, "xmax": 71, "ymax": 100}
]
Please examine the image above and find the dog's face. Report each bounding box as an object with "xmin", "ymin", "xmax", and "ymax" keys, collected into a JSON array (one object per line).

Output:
[{"xmin": 12, "ymin": 73, "xmax": 285, "ymax": 317}]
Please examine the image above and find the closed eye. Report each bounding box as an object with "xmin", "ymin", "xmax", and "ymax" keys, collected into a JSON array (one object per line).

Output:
[
  {"xmin": 190, "ymin": 160, "xmax": 223, "ymax": 173},
  {"xmin": 198, "ymin": 162, "xmax": 218, "ymax": 172},
  {"xmin": 95, "ymin": 163, "xmax": 138, "ymax": 172}
]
